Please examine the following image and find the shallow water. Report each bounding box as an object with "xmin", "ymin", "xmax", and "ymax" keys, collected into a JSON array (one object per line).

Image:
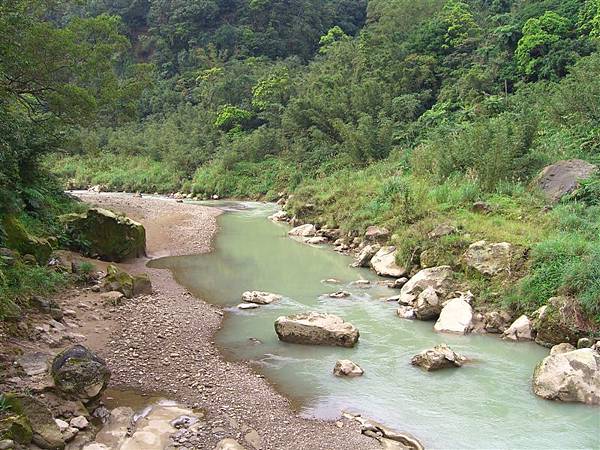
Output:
[{"xmin": 150, "ymin": 201, "xmax": 600, "ymax": 450}]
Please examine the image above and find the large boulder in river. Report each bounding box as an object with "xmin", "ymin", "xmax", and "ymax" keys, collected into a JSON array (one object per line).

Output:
[
  {"xmin": 3, "ymin": 394, "xmax": 64, "ymax": 449},
  {"xmin": 1, "ymin": 215, "xmax": 53, "ymax": 264},
  {"xmin": 369, "ymin": 246, "xmax": 406, "ymax": 278},
  {"xmin": 288, "ymin": 224, "xmax": 317, "ymax": 238},
  {"xmin": 398, "ymin": 266, "xmax": 454, "ymax": 305},
  {"xmin": 533, "ymin": 297, "xmax": 594, "ymax": 347},
  {"xmin": 61, "ymin": 208, "xmax": 146, "ymax": 262},
  {"xmin": 274, "ymin": 312, "xmax": 359, "ymax": 347},
  {"xmin": 532, "ymin": 348, "xmax": 600, "ymax": 405},
  {"xmin": 434, "ymin": 294, "xmax": 473, "ymax": 334},
  {"xmin": 411, "ymin": 344, "xmax": 466, "ymax": 371},
  {"xmin": 534, "ymin": 159, "xmax": 598, "ymax": 203},
  {"xmin": 464, "ymin": 241, "xmax": 520, "ymax": 276},
  {"xmin": 51, "ymin": 345, "xmax": 110, "ymax": 402},
  {"xmin": 241, "ymin": 291, "xmax": 281, "ymax": 305}
]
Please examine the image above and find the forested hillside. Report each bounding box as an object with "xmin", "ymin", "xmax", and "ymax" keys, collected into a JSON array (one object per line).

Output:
[{"xmin": 2, "ymin": 0, "xmax": 599, "ymax": 323}]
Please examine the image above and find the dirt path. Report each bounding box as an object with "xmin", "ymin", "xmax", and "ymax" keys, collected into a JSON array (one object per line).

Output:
[{"xmin": 74, "ymin": 193, "xmax": 376, "ymax": 450}]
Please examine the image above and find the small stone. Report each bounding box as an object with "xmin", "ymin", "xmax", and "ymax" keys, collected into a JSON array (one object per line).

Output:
[
  {"xmin": 328, "ymin": 291, "xmax": 350, "ymax": 299},
  {"xmin": 0, "ymin": 440, "xmax": 14, "ymax": 450},
  {"xmin": 237, "ymin": 303, "xmax": 260, "ymax": 310},
  {"xmin": 70, "ymin": 415, "xmax": 89, "ymax": 430},
  {"xmin": 335, "ymin": 421, "xmax": 344, "ymax": 428},
  {"xmin": 333, "ymin": 360, "xmax": 364, "ymax": 377},
  {"xmin": 54, "ymin": 419, "xmax": 69, "ymax": 432},
  {"xmin": 577, "ymin": 337, "xmax": 594, "ymax": 349}
]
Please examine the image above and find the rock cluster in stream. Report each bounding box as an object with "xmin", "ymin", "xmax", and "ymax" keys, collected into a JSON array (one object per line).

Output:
[{"xmin": 272, "ymin": 192, "xmax": 599, "ymax": 407}]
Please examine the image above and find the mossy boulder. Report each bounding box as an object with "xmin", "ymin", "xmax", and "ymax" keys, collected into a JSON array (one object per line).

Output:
[
  {"xmin": 51, "ymin": 345, "xmax": 110, "ymax": 403},
  {"xmin": 0, "ymin": 216, "xmax": 52, "ymax": 264},
  {"xmin": 2, "ymin": 394, "xmax": 63, "ymax": 449},
  {"xmin": 533, "ymin": 297, "xmax": 595, "ymax": 347},
  {"xmin": 0, "ymin": 414, "xmax": 33, "ymax": 444},
  {"xmin": 61, "ymin": 208, "xmax": 146, "ymax": 262},
  {"xmin": 101, "ymin": 265, "xmax": 152, "ymax": 298}
]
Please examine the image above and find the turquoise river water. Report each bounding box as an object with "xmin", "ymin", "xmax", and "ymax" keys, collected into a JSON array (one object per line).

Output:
[{"xmin": 149, "ymin": 201, "xmax": 600, "ymax": 450}]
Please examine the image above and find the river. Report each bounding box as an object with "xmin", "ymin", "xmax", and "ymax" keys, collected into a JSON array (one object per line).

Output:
[{"xmin": 149, "ymin": 201, "xmax": 599, "ymax": 449}]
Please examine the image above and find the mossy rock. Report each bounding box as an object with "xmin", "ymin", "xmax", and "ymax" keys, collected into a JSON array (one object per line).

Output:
[
  {"xmin": 61, "ymin": 208, "xmax": 146, "ymax": 262},
  {"xmin": 0, "ymin": 414, "xmax": 33, "ymax": 444},
  {"xmin": 2, "ymin": 394, "xmax": 63, "ymax": 449},
  {"xmin": 103, "ymin": 264, "xmax": 134, "ymax": 298},
  {"xmin": 533, "ymin": 297, "xmax": 594, "ymax": 347},
  {"xmin": 1, "ymin": 216, "xmax": 52, "ymax": 264},
  {"xmin": 51, "ymin": 345, "xmax": 110, "ymax": 402}
]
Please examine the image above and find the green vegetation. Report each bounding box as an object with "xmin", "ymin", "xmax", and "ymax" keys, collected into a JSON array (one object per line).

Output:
[
  {"xmin": 0, "ymin": 0, "xmax": 138, "ymax": 318},
  {"xmin": 2, "ymin": 0, "xmax": 599, "ymax": 323}
]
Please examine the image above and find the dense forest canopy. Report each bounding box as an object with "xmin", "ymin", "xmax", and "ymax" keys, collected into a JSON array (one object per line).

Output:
[{"xmin": 1, "ymin": 0, "xmax": 600, "ymax": 321}]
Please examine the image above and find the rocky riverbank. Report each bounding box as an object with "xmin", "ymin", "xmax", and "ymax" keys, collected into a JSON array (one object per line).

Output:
[{"xmin": 0, "ymin": 193, "xmax": 378, "ymax": 450}]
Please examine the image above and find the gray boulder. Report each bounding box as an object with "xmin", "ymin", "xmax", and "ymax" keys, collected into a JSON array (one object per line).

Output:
[
  {"xmin": 414, "ymin": 287, "xmax": 441, "ymax": 320},
  {"xmin": 333, "ymin": 360, "xmax": 364, "ymax": 377},
  {"xmin": 535, "ymin": 159, "xmax": 598, "ymax": 203},
  {"xmin": 532, "ymin": 348, "xmax": 600, "ymax": 405},
  {"xmin": 274, "ymin": 312, "xmax": 359, "ymax": 347},
  {"xmin": 411, "ymin": 344, "xmax": 466, "ymax": 371},
  {"xmin": 352, "ymin": 244, "xmax": 380, "ymax": 268},
  {"xmin": 369, "ymin": 246, "xmax": 406, "ymax": 278},
  {"xmin": 398, "ymin": 266, "xmax": 454, "ymax": 305}
]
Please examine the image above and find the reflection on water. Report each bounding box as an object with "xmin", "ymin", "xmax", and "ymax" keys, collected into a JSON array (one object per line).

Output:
[{"xmin": 150, "ymin": 201, "xmax": 600, "ymax": 450}]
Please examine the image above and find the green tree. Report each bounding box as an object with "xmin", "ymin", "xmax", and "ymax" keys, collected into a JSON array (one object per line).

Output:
[{"xmin": 515, "ymin": 11, "xmax": 570, "ymax": 78}]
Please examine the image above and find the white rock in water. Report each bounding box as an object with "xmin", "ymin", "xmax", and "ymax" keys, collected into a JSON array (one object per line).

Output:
[
  {"xmin": 237, "ymin": 303, "xmax": 260, "ymax": 310},
  {"xmin": 502, "ymin": 314, "xmax": 533, "ymax": 341},
  {"xmin": 397, "ymin": 306, "xmax": 416, "ymax": 319},
  {"xmin": 502, "ymin": 315, "xmax": 533, "ymax": 341},
  {"xmin": 306, "ymin": 236, "xmax": 328, "ymax": 245},
  {"xmin": 333, "ymin": 360, "xmax": 364, "ymax": 377},
  {"xmin": 288, "ymin": 224, "xmax": 317, "ymax": 237},
  {"xmin": 352, "ymin": 244, "xmax": 380, "ymax": 268},
  {"xmin": 411, "ymin": 344, "xmax": 466, "ymax": 371},
  {"xmin": 241, "ymin": 291, "xmax": 282, "ymax": 305},
  {"xmin": 329, "ymin": 291, "xmax": 350, "ymax": 299},
  {"xmin": 533, "ymin": 348, "xmax": 600, "ymax": 405},
  {"xmin": 434, "ymin": 296, "xmax": 473, "ymax": 334},
  {"xmin": 274, "ymin": 312, "xmax": 359, "ymax": 347},
  {"xmin": 268, "ymin": 210, "xmax": 288, "ymax": 222},
  {"xmin": 369, "ymin": 246, "xmax": 406, "ymax": 278}
]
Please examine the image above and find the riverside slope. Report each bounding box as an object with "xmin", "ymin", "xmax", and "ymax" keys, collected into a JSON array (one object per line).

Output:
[{"xmin": 76, "ymin": 193, "xmax": 374, "ymax": 450}]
